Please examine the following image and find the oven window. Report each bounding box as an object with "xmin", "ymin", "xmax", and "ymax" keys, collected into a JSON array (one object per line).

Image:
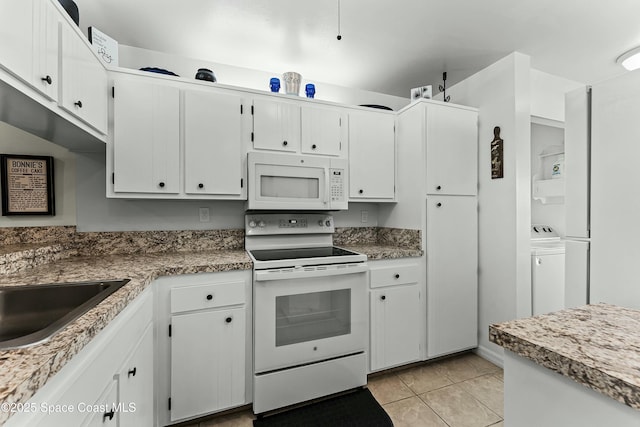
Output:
[
  {"xmin": 260, "ymin": 176, "xmax": 320, "ymax": 199},
  {"xmin": 275, "ymin": 289, "xmax": 351, "ymax": 347}
]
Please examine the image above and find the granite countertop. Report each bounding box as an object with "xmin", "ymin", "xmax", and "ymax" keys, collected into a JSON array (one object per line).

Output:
[
  {"xmin": 490, "ymin": 303, "xmax": 640, "ymax": 410},
  {"xmin": 0, "ymin": 249, "xmax": 251, "ymax": 423},
  {"xmin": 342, "ymin": 244, "xmax": 423, "ymax": 260}
]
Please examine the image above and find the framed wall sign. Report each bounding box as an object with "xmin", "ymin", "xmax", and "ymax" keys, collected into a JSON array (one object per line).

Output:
[{"xmin": 1, "ymin": 154, "xmax": 55, "ymax": 216}]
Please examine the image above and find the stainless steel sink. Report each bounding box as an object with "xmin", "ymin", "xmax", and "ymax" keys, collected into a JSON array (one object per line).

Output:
[{"xmin": 0, "ymin": 279, "xmax": 130, "ymax": 350}]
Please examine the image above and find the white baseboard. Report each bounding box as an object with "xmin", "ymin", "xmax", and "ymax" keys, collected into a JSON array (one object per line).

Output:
[{"xmin": 474, "ymin": 345, "xmax": 504, "ymax": 368}]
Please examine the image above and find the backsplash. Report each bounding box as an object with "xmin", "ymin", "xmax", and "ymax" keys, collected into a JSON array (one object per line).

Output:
[
  {"xmin": 0, "ymin": 226, "xmax": 421, "ymax": 275},
  {"xmin": 334, "ymin": 227, "xmax": 421, "ymax": 250}
]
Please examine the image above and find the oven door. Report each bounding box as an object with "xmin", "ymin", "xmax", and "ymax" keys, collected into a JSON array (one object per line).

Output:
[{"xmin": 253, "ymin": 264, "xmax": 368, "ymax": 373}]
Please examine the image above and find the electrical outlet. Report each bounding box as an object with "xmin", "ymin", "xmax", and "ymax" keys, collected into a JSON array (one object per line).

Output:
[
  {"xmin": 199, "ymin": 207, "xmax": 210, "ymax": 222},
  {"xmin": 361, "ymin": 210, "xmax": 368, "ymax": 223}
]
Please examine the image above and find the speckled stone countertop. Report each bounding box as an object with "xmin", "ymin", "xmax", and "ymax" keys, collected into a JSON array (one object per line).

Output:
[
  {"xmin": 0, "ymin": 250, "xmax": 251, "ymax": 424},
  {"xmin": 342, "ymin": 244, "xmax": 422, "ymax": 260},
  {"xmin": 490, "ymin": 303, "xmax": 640, "ymax": 411}
]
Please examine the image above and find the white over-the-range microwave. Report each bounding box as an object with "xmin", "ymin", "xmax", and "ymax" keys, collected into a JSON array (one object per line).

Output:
[{"xmin": 247, "ymin": 152, "xmax": 348, "ymax": 210}]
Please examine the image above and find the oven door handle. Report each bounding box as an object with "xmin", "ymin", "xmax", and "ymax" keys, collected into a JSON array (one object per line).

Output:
[{"xmin": 254, "ymin": 264, "xmax": 368, "ymax": 281}]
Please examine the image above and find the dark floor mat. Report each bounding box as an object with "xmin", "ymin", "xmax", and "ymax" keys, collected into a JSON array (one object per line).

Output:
[{"xmin": 253, "ymin": 388, "xmax": 393, "ymax": 427}]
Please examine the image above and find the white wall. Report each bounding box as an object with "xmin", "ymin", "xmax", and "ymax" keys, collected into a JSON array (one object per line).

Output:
[
  {"xmin": 531, "ymin": 123, "xmax": 565, "ymax": 236},
  {"xmin": 0, "ymin": 122, "xmax": 76, "ymax": 227},
  {"xmin": 118, "ymin": 46, "xmax": 410, "ymax": 111},
  {"xmin": 75, "ymin": 151, "xmax": 378, "ymax": 231},
  {"xmin": 437, "ymin": 52, "xmax": 532, "ymax": 364},
  {"xmin": 530, "ymin": 70, "xmax": 583, "ymax": 122}
]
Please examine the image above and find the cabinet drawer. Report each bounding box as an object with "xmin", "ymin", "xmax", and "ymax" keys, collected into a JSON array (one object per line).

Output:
[
  {"xmin": 171, "ymin": 281, "xmax": 245, "ymax": 313},
  {"xmin": 370, "ymin": 264, "xmax": 420, "ymax": 288}
]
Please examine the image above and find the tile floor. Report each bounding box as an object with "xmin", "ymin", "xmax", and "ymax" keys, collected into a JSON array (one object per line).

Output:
[{"xmin": 182, "ymin": 352, "xmax": 504, "ymax": 427}]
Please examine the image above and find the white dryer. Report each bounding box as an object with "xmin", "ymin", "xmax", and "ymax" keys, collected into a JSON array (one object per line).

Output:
[{"xmin": 531, "ymin": 225, "xmax": 566, "ymax": 315}]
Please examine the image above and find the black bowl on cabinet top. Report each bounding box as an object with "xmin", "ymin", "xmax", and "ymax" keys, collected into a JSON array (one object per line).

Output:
[{"xmin": 58, "ymin": 0, "xmax": 79, "ymax": 26}]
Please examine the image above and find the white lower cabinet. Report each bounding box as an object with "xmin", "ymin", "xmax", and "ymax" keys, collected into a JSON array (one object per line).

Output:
[
  {"xmin": 4, "ymin": 288, "xmax": 154, "ymax": 427},
  {"xmin": 369, "ymin": 260, "xmax": 422, "ymax": 372},
  {"xmin": 170, "ymin": 307, "xmax": 246, "ymax": 421},
  {"xmin": 119, "ymin": 324, "xmax": 154, "ymax": 427},
  {"xmin": 81, "ymin": 379, "xmax": 118, "ymax": 427},
  {"xmin": 154, "ymin": 271, "xmax": 251, "ymax": 426},
  {"xmin": 426, "ymin": 196, "xmax": 478, "ymax": 358}
]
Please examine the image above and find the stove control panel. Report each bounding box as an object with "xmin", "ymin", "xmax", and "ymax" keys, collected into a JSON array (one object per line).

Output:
[{"xmin": 245, "ymin": 213, "xmax": 334, "ymax": 235}]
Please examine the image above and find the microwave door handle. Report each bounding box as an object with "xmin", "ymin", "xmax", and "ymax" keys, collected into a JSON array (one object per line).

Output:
[{"xmin": 323, "ymin": 167, "xmax": 329, "ymax": 205}]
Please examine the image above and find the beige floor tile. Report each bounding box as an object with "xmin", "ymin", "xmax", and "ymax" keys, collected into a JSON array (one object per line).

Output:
[
  {"xmin": 198, "ymin": 410, "xmax": 255, "ymax": 427},
  {"xmin": 367, "ymin": 373, "xmax": 414, "ymax": 404},
  {"xmin": 459, "ymin": 374, "xmax": 504, "ymax": 417},
  {"xmin": 383, "ymin": 396, "xmax": 449, "ymax": 427},
  {"xmin": 397, "ymin": 363, "xmax": 454, "ymax": 394},
  {"xmin": 434, "ymin": 354, "xmax": 494, "ymax": 383},
  {"xmin": 421, "ymin": 383, "xmax": 502, "ymax": 427},
  {"xmin": 461, "ymin": 353, "xmax": 502, "ymax": 376}
]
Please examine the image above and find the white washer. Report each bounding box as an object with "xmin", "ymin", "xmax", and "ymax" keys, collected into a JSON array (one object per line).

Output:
[{"xmin": 531, "ymin": 225, "xmax": 566, "ymax": 315}]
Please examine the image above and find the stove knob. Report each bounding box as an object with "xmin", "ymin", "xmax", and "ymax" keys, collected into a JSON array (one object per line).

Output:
[
  {"xmin": 248, "ymin": 220, "xmax": 257, "ymax": 228},
  {"xmin": 325, "ymin": 220, "xmax": 331, "ymax": 227},
  {"xmin": 318, "ymin": 220, "xmax": 324, "ymax": 226},
  {"xmin": 258, "ymin": 221, "xmax": 266, "ymax": 228}
]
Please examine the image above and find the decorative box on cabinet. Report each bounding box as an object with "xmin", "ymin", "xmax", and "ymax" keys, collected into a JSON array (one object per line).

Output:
[
  {"xmin": 369, "ymin": 260, "xmax": 422, "ymax": 372},
  {"xmin": 154, "ymin": 271, "xmax": 252, "ymax": 426},
  {"xmin": 348, "ymin": 109, "xmax": 396, "ymax": 201}
]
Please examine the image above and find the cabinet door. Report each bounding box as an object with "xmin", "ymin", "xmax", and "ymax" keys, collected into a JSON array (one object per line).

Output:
[
  {"xmin": 301, "ymin": 105, "xmax": 346, "ymax": 156},
  {"xmin": 184, "ymin": 90, "xmax": 245, "ymax": 196},
  {"xmin": 170, "ymin": 307, "xmax": 245, "ymax": 421},
  {"xmin": 113, "ymin": 78, "xmax": 180, "ymax": 194},
  {"xmin": 426, "ymin": 196, "xmax": 478, "ymax": 358},
  {"xmin": 426, "ymin": 105, "xmax": 477, "ymax": 195},
  {"xmin": 60, "ymin": 22, "xmax": 108, "ymax": 133},
  {"xmin": 370, "ymin": 285, "xmax": 421, "ymax": 371},
  {"xmin": 349, "ymin": 111, "xmax": 395, "ymax": 200},
  {"xmin": 0, "ymin": 0, "xmax": 58, "ymax": 100},
  {"xmin": 82, "ymin": 378, "xmax": 119, "ymax": 427},
  {"xmin": 252, "ymin": 98, "xmax": 300, "ymax": 152},
  {"xmin": 0, "ymin": 0, "xmax": 34, "ymax": 83},
  {"xmin": 119, "ymin": 324, "xmax": 154, "ymax": 427},
  {"xmin": 32, "ymin": 0, "xmax": 59, "ymax": 101}
]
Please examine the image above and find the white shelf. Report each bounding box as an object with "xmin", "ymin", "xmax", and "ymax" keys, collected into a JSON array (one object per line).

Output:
[{"xmin": 533, "ymin": 178, "xmax": 565, "ymax": 204}]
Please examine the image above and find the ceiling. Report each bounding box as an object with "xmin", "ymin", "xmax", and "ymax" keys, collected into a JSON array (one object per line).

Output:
[{"xmin": 73, "ymin": 0, "xmax": 640, "ymax": 98}]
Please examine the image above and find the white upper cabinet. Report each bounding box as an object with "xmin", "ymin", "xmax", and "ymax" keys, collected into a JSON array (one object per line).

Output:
[
  {"xmin": 251, "ymin": 97, "xmax": 300, "ymax": 152},
  {"xmin": 184, "ymin": 89, "xmax": 245, "ymax": 197},
  {"xmin": 109, "ymin": 71, "xmax": 248, "ymax": 200},
  {"xmin": 425, "ymin": 104, "xmax": 478, "ymax": 195},
  {"xmin": 301, "ymin": 105, "xmax": 346, "ymax": 156},
  {"xmin": 112, "ymin": 76, "xmax": 180, "ymax": 195},
  {"xmin": 60, "ymin": 20, "xmax": 108, "ymax": 134},
  {"xmin": 348, "ymin": 109, "xmax": 396, "ymax": 201},
  {"xmin": 0, "ymin": 0, "xmax": 59, "ymax": 101}
]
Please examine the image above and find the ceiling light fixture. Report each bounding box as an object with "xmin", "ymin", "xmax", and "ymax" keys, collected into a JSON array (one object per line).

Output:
[{"xmin": 616, "ymin": 46, "xmax": 640, "ymax": 70}]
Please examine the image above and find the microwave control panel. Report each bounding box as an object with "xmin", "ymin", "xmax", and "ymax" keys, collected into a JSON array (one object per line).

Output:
[{"xmin": 330, "ymin": 169, "xmax": 345, "ymax": 202}]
